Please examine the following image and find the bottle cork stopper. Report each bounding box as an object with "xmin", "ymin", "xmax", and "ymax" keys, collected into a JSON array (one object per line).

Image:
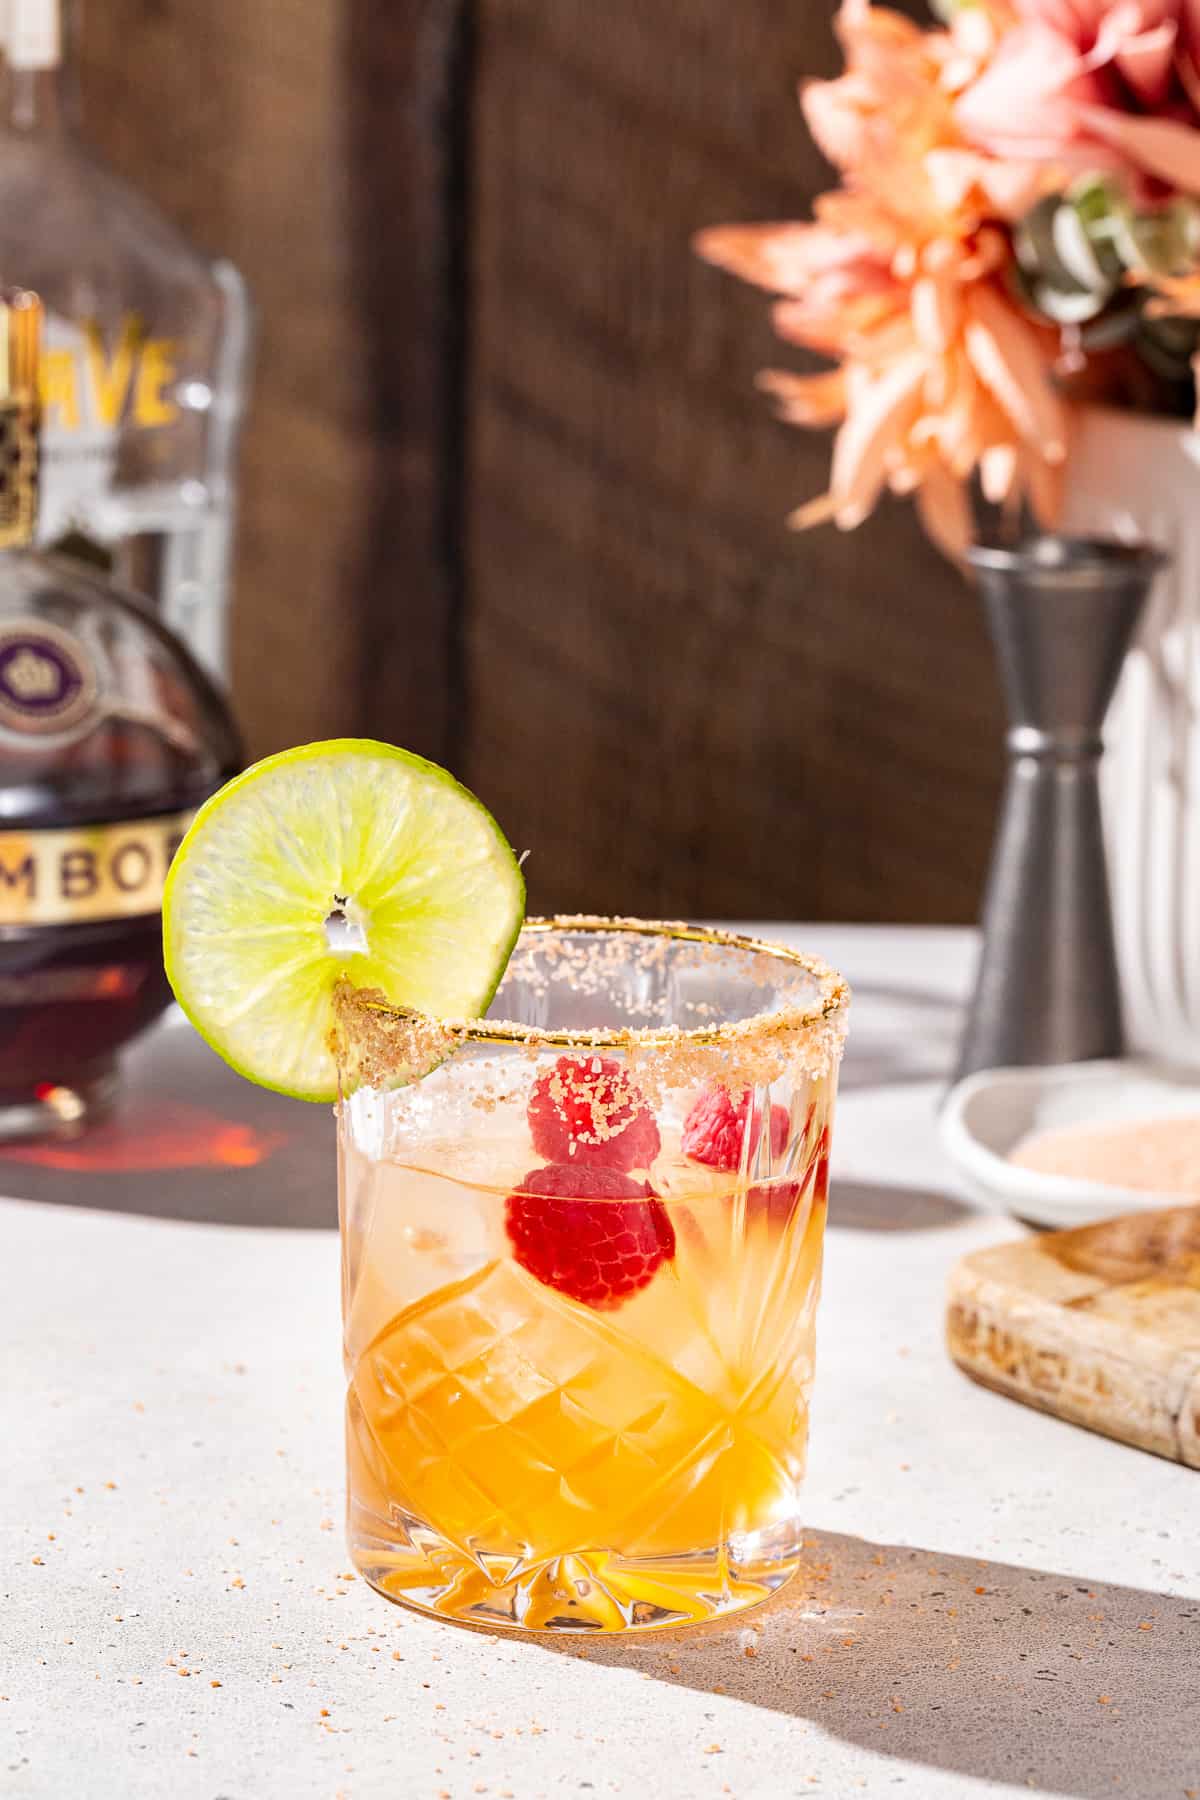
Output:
[{"xmin": 0, "ymin": 289, "xmax": 42, "ymax": 548}]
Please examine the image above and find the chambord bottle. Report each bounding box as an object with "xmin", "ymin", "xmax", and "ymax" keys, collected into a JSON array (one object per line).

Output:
[
  {"xmin": 0, "ymin": 290, "xmax": 240, "ymax": 1140},
  {"xmin": 0, "ymin": 0, "xmax": 251, "ymax": 680}
]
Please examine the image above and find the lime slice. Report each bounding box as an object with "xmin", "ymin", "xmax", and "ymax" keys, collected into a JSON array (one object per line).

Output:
[{"xmin": 163, "ymin": 739, "xmax": 525, "ymax": 1100}]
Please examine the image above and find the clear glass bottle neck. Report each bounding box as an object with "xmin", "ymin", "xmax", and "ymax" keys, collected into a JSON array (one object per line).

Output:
[{"xmin": 4, "ymin": 2, "xmax": 82, "ymax": 136}]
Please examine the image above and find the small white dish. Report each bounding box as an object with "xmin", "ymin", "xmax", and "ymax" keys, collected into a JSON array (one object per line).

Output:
[{"xmin": 939, "ymin": 1059, "xmax": 1200, "ymax": 1229}]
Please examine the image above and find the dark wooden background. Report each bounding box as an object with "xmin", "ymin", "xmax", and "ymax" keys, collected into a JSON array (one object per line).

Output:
[{"xmin": 80, "ymin": 0, "xmax": 1003, "ymax": 923}]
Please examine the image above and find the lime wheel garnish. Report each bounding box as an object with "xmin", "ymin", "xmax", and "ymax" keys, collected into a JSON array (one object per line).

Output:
[{"xmin": 162, "ymin": 738, "xmax": 524, "ymax": 1100}]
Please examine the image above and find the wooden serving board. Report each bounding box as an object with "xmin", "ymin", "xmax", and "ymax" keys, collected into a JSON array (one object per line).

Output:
[{"xmin": 946, "ymin": 1206, "xmax": 1200, "ymax": 1466}]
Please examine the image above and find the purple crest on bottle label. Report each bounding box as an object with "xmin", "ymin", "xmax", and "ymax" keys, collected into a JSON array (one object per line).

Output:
[{"xmin": 0, "ymin": 620, "xmax": 98, "ymax": 737}]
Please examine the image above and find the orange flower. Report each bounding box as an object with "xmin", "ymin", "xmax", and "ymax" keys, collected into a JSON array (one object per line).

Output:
[
  {"xmin": 695, "ymin": 1, "xmax": 1067, "ymax": 555},
  {"xmin": 801, "ymin": 0, "xmax": 1048, "ymax": 230}
]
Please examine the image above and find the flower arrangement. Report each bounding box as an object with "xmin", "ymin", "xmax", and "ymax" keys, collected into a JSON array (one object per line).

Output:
[{"xmin": 696, "ymin": 0, "xmax": 1200, "ymax": 554}]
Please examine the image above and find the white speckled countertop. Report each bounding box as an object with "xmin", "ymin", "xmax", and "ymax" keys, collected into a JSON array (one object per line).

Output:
[{"xmin": 3, "ymin": 927, "xmax": 1197, "ymax": 1800}]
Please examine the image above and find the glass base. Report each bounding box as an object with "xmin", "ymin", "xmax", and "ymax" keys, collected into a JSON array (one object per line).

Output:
[
  {"xmin": 350, "ymin": 1508, "xmax": 803, "ymax": 1633},
  {"xmin": 0, "ymin": 1062, "xmax": 118, "ymax": 1143}
]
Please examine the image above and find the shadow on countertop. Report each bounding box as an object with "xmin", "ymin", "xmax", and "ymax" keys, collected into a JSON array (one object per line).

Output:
[
  {"xmin": 0, "ymin": 1014, "xmax": 336, "ymax": 1228},
  {"xmin": 830, "ymin": 1179, "xmax": 972, "ymax": 1233},
  {"xmin": 0, "ymin": 974, "xmax": 972, "ymax": 1236},
  {"xmin": 532, "ymin": 1528, "xmax": 1200, "ymax": 1799}
]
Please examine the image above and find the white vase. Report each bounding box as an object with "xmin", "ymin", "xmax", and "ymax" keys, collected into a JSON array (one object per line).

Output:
[{"xmin": 1060, "ymin": 405, "xmax": 1200, "ymax": 1067}]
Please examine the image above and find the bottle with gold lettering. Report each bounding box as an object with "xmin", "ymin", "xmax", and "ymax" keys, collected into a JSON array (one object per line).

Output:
[
  {"xmin": 0, "ymin": 290, "xmax": 240, "ymax": 1139},
  {"xmin": 0, "ymin": 0, "xmax": 250, "ymax": 680}
]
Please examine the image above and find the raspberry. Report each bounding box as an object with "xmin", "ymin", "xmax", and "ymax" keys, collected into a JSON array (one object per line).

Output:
[
  {"xmin": 680, "ymin": 1085, "xmax": 789, "ymax": 1171},
  {"xmin": 527, "ymin": 1055, "xmax": 661, "ymax": 1171},
  {"xmin": 505, "ymin": 1162, "xmax": 676, "ymax": 1310},
  {"xmin": 681, "ymin": 1086, "xmax": 827, "ymax": 1224},
  {"xmin": 757, "ymin": 1122, "xmax": 833, "ymax": 1222},
  {"xmin": 754, "ymin": 1127, "xmax": 831, "ymax": 1223},
  {"xmin": 810, "ymin": 1127, "xmax": 831, "ymax": 1203}
]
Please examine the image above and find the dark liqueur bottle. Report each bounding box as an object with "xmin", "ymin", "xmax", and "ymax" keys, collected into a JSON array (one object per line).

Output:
[{"xmin": 0, "ymin": 289, "xmax": 240, "ymax": 1138}]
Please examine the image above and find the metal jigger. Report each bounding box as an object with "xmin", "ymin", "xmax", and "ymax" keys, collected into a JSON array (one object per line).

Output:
[{"xmin": 956, "ymin": 535, "xmax": 1167, "ymax": 1081}]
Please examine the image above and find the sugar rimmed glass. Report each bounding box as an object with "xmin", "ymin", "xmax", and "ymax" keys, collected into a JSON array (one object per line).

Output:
[{"xmin": 336, "ymin": 918, "xmax": 848, "ymax": 1633}]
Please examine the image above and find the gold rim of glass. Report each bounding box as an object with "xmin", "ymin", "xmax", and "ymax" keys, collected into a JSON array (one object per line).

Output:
[{"xmin": 339, "ymin": 914, "xmax": 849, "ymax": 1052}]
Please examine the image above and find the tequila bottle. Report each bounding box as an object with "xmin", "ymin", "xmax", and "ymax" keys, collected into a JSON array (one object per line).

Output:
[
  {"xmin": 0, "ymin": 290, "xmax": 240, "ymax": 1140},
  {"xmin": 0, "ymin": 0, "xmax": 251, "ymax": 680}
]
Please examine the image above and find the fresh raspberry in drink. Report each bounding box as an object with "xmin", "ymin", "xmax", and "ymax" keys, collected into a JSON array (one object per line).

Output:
[
  {"xmin": 680, "ymin": 1084, "xmax": 789, "ymax": 1171},
  {"xmin": 527, "ymin": 1055, "xmax": 661, "ymax": 1170},
  {"xmin": 758, "ymin": 1124, "xmax": 832, "ymax": 1223},
  {"xmin": 505, "ymin": 1162, "xmax": 676, "ymax": 1310},
  {"xmin": 810, "ymin": 1128, "xmax": 831, "ymax": 1203},
  {"xmin": 682, "ymin": 1085, "xmax": 819, "ymax": 1222}
]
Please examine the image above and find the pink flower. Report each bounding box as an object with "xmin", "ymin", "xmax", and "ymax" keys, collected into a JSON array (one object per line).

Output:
[{"xmin": 955, "ymin": 0, "xmax": 1200, "ymax": 197}]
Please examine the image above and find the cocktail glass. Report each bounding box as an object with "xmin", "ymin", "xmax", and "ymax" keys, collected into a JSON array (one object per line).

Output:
[{"xmin": 336, "ymin": 917, "xmax": 848, "ymax": 1633}]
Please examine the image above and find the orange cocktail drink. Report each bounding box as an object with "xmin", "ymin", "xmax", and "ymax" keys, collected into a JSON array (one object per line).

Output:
[{"xmin": 337, "ymin": 919, "xmax": 847, "ymax": 1633}]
